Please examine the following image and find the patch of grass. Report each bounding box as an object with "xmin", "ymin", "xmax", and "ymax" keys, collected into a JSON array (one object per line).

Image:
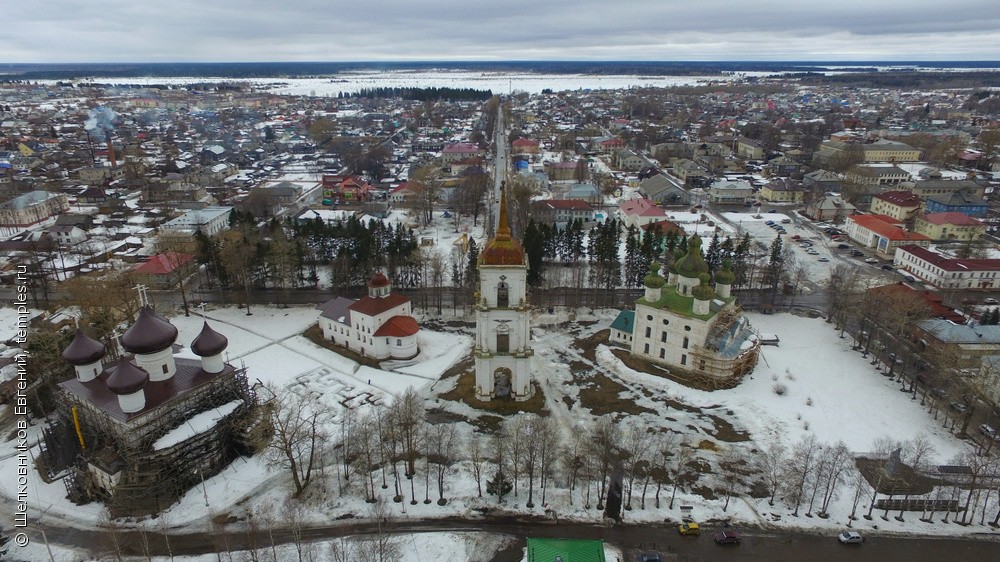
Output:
[
  {"xmin": 572, "ymin": 329, "xmax": 610, "ymax": 362},
  {"xmin": 438, "ymin": 369, "xmax": 547, "ymax": 416},
  {"xmin": 696, "ymin": 439, "xmax": 718, "ymax": 451},
  {"xmin": 706, "ymin": 414, "xmax": 750, "ymax": 443},
  {"xmin": 301, "ymin": 324, "xmax": 382, "ymax": 369},
  {"xmin": 577, "ymin": 372, "xmax": 655, "ymax": 417}
]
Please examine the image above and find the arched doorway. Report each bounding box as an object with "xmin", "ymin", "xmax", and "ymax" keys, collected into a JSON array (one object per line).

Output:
[{"xmin": 493, "ymin": 367, "xmax": 512, "ymax": 398}]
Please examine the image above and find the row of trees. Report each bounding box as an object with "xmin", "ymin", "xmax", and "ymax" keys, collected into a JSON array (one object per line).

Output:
[
  {"xmin": 521, "ymin": 218, "xmax": 788, "ymax": 297},
  {"xmin": 265, "ymin": 380, "xmax": 1000, "ymax": 530}
]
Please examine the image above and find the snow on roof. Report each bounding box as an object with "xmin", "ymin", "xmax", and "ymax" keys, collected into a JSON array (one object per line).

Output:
[{"xmin": 153, "ymin": 399, "xmax": 244, "ymax": 451}]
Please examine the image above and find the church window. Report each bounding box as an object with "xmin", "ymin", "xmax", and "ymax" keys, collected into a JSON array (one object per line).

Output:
[
  {"xmin": 162, "ymin": 364, "xmax": 169, "ymax": 375},
  {"xmin": 644, "ymin": 327, "xmax": 651, "ymax": 338},
  {"xmin": 683, "ymin": 337, "xmax": 689, "ymax": 349},
  {"xmin": 497, "ymin": 333, "xmax": 510, "ymax": 353},
  {"xmin": 397, "ymin": 339, "xmax": 402, "ymax": 345},
  {"xmin": 497, "ymin": 282, "xmax": 509, "ymax": 308},
  {"xmin": 662, "ymin": 319, "xmax": 669, "ymax": 325},
  {"xmin": 661, "ymin": 331, "xmax": 667, "ymax": 343},
  {"xmin": 386, "ymin": 338, "xmax": 389, "ymax": 344},
  {"xmin": 684, "ymin": 325, "xmax": 691, "ymax": 331},
  {"xmin": 644, "ymin": 343, "xmax": 650, "ymax": 354},
  {"xmin": 659, "ymin": 348, "xmax": 665, "ymax": 359},
  {"xmin": 681, "ymin": 354, "xmax": 687, "ymax": 365},
  {"xmin": 647, "ymin": 315, "xmax": 653, "ymax": 321}
]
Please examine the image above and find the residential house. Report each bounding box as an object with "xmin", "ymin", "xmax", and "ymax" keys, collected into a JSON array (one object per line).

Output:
[
  {"xmin": 130, "ymin": 252, "xmax": 197, "ymax": 290},
  {"xmin": 804, "ymin": 194, "xmax": 856, "ymax": 223},
  {"xmin": 894, "ymin": 245, "xmax": 1000, "ymax": 291},
  {"xmin": 767, "ymin": 155, "xmax": 803, "ymax": 177},
  {"xmin": 844, "ymin": 214, "xmax": 931, "ymax": 259},
  {"xmin": 618, "ymin": 198, "xmax": 668, "ymax": 228},
  {"xmin": 845, "ymin": 164, "xmax": 911, "ymax": 187},
  {"xmin": 530, "ymin": 200, "xmax": 595, "ymax": 228},
  {"xmin": 759, "ymin": 179, "xmax": 804, "ymax": 204},
  {"xmin": 707, "ymin": 179, "xmax": 753, "ymax": 205},
  {"xmin": 614, "ymin": 149, "xmax": 646, "ymax": 171},
  {"xmin": 638, "ymin": 175, "xmax": 691, "ymax": 206},
  {"xmin": 511, "ymin": 138, "xmax": 540, "ymax": 157},
  {"xmin": 916, "ymin": 319, "xmax": 1000, "ymax": 370},
  {"xmin": 44, "ymin": 225, "xmax": 87, "ymax": 246},
  {"xmin": 0, "ymin": 190, "xmax": 69, "ymax": 227},
  {"xmin": 802, "ymin": 169, "xmax": 843, "ymax": 192},
  {"xmin": 925, "ymin": 191, "xmax": 989, "ymax": 218},
  {"xmin": 736, "ymin": 137, "xmax": 764, "ymax": 160},
  {"xmin": 902, "ymin": 175, "xmax": 987, "ymax": 201},
  {"xmin": 441, "ymin": 143, "xmax": 482, "ymax": 164},
  {"xmin": 543, "ymin": 161, "xmax": 580, "ymax": 181},
  {"xmin": 913, "ymin": 212, "xmax": 986, "ymax": 241},
  {"xmin": 861, "ymin": 139, "xmax": 921, "ymax": 162},
  {"xmin": 671, "ymin": 159, "xmax": 709, "ymax": 186},
  {"xmin": 159, "ymin": 206, "xmax": 232, "ymax": 236},
  {"xmin": 869, "ymin": 191, "xmax": 922, "ymax": 222},
  {"xmin": 564, "ymin": 182, "xmax": 602, "ymax": 204}
]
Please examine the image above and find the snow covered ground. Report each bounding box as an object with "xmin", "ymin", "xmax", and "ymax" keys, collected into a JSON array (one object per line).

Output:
[{"xmin": 3, "ymin": 303, "xmax": 998, "ymax": 561}]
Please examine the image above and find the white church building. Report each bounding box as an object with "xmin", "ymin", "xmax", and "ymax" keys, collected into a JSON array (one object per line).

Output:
[{"xmin": 317, "ymin": 272, "xmax": 420, "ymax": 360}]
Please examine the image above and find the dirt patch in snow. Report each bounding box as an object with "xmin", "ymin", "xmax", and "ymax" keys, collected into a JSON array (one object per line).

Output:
[{"xmin": 577, "ymin": 372, "xmax": 655, "ymax": 417}]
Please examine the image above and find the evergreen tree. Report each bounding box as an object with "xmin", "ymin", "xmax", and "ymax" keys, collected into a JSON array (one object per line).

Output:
[
  {"xmin": 465, "ymin": 238, "xmax": 480, "ymax": 288},
  {"xmin": 705, "ymin": 231, "xmax": 722, "ymax": 273},
  {"xmin": 764, "ymin": 235, "xmax": 785, "ymax": 300},
  {"xmin": 623, "ymin": 224, "xmax": 642, "ymax": 288},
  {"xmin": 523, "ymin": 220, "xmax": 545, "ymax": 286},
  {"xmin": 486, "ymin": 469, "xmax": 513, "ymax": 502},
  {"xmin": 732, "ymin": 233, "xmax": 752, "ymax": 288}
]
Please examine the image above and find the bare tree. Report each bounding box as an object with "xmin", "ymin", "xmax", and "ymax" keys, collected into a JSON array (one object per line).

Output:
[
  {"xmin": 818, "ymin": 442, "xmax": 852, "ymax": 517},
  {"xmin": 756, "ymin": 438, "xmax": 787, "ymax": 506},
  {"xmin": 468, "ymin": 433, "xmax": 486, "ymax": 498},
  {"xmin": 719, "ymin": 446, "xmax": 747, "ymax": 513},
  {"xmin": 427, "ymin": 423, "xmax": 459, "ymax": 505},
  {"xmin": 620, "ymin": 421, "xmax": 653, "ymax": 511},
  {"xmin": 784, "ymin": 434, "xmax": 821, "ymax": 517},
  {"xmin": 266, "ymin": 385, "xmax": 328, "ymax": 497},
  {"xmin": 668, "ymin": 438, "xmax": 693, "ymax": 510}
]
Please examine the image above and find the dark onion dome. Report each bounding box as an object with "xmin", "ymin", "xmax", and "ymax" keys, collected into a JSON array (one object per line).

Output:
[
  {"xmin": 121, "ymin": 306, "xmax": 178, "ymax": 355},
  {"xmin": 715, "ymin": 259, "xmax": 736, "ymax": 285},
  {"xmin": 643, "ymin": 262, "xmax": 665, "ymax": 289},
  {"xmin": 368, "ymin": 272, "xmax": 390, "ymax": 288},
  {"xmin": 62, "ymin": 329, "xmax": 106, "ymax": 365},
  {"xmin": 480, "ymin": 185, "xmax": 526, "ymax": 266},
  {"xmin": 674, "ymin": 235, "xmax": 710, "ymax": 279},
  {"xmin": 191, "ymin": 321, "xmax": 228, "ymax": 357},
  {"xmin": 106, "ymin": 359, "xmax": 150, "ymax": 395},
  {"xmin": 693, "ymin": 272, "xmax": 714, "ymax": 301}
]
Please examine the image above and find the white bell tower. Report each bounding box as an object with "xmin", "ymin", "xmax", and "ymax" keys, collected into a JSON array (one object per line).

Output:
[{"xmin": 474, "ymin": 185, "xmax": 533, "ymax": 401}]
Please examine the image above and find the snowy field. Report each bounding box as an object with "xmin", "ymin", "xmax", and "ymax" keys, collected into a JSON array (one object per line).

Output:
[
  {"xmin": 3, "ymin": 304, "xmax": 998, "ymax": 561},
  {"xmin": 53, "ymin": 70, "xmax": 769, "ymax": 96}
]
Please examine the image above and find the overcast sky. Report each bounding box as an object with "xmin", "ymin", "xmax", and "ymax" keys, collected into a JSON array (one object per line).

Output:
[{"xmin": 7, "ymin": 0, "xmax": 1000, "ymax": 63}]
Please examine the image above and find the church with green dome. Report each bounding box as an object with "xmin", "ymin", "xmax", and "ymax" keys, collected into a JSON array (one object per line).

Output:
[{"xmin": 610, "ymin": 234, "xmax": 760, "ymax": 387}]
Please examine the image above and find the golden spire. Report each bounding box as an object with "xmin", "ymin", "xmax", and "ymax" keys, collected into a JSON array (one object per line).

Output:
[{"xmin": 496, "ymin": 182, "xmax": 511, "ymax": 241}]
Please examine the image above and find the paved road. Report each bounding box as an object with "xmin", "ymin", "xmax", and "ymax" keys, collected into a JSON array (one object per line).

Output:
[{"xmin": 22, "ymin": 512, "xmax": 1000, "ymax": 561}]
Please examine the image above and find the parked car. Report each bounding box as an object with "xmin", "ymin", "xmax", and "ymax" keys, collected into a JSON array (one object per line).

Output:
[
  {"xmin": 880, "ymin": 265, "xmax": 894, "ymax": 271},
  {"xmin": 714, "ymin": 530, "xmax": 742, "ymax": 544},
  {"xmin": 951, "ymin": 402, "xmax": 969, "ymax": 413},
  {"xmin": 636, "ymin": 553, "xmax": 662, "ymax": 562},
  {"xmin": 765, "ymin": 220, "xmax": 775, "ymax": 226},
  {"xmin": 791, "ymin": 234, "xmax": 801, "ymax": 241},
  {"xmin": 781, "ymin": 218, "xmax": 791, "ymax": 224},
  {"xmin": 818, "ymin": 257, "xmax": 830, "ymax": 262},
  {"xmin": 985, "ymin": 297, "xmax": 999, "ymax": 305},
  {"xmin": 837, "ymin": 243, "xmax": 851, "ymax": 249},
  {"xmin": 903, "ymin": 275, "xmax": 916, "ymax": 283},
  {"xmin": 980, "ymin": 424, "xmax": 997, "ymax": 439},
  {"xmin": 678, "ymin": 523, "xmax": 701, "ymax": 535},
  {"xmin": 838, "ymin": 531, "xmax": 863, "ymax": 544},
  {"xmin": 851, "ymin": 250, "xmax": 864, "ymax": 257}
]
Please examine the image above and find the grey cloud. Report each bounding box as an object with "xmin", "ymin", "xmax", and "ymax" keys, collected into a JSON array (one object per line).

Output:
[{"xmin": 4, "ymin": 0, "xmax": 1000, "ymax": 62}]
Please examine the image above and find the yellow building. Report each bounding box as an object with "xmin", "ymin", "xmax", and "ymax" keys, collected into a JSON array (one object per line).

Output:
[
  {"xmin": 913, "ymin": 212, "xmax": 986, "ymax": 241},
  {"xmin": 862, "ymin": 139, "xmax": 921, "ymax": 162},
  {"xmin": 759, "ymin": 180, "xmax": 804, "ymax": 203},
  {"xmin": 869, "ymin": 191, "xmax": 922, "ymax": 221}
]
